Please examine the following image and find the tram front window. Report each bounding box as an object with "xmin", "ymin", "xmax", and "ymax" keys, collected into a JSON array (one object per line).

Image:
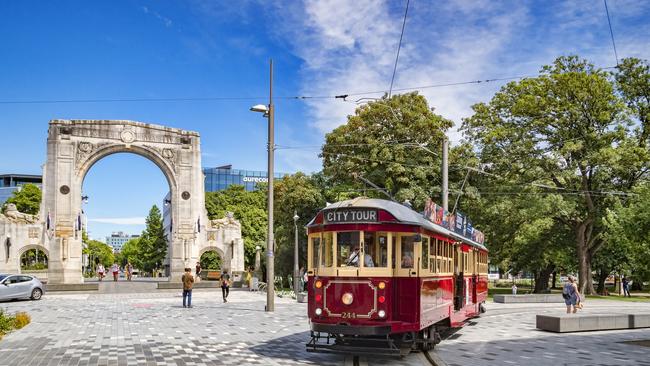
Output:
[
  {"xmin": 363, "ymin": 232, "xmax": 388, "ymax": 268},
  {"xmin": 337, "ymin": 231, "xmax": 361, "ymax": 267}
]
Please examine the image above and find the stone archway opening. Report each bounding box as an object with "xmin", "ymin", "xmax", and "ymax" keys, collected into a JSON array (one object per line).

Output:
[
  {"xmin": 200, "ymin": 250, "xmax": 223, "ymax": 271},
  {"xmin": 82, "ymin": 152, "xmax": 170, "ymax": 280},
  {"xmin": 20, "ymin": 246, "xmax": 49, "ymax": 270}
]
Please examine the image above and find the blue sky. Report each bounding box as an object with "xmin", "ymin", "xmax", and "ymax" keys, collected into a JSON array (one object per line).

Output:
[{"xmin": 1, "ymin": 1, "xmax": 649, "ymax": 240}]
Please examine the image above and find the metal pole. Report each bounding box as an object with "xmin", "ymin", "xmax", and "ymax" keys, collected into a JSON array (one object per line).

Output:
[
  {"xmin": 442, "ymin": 137, "xmax": 449, "ymax": 212},
  {"xmin": 266, "ymin": 59, "xmax": 275, "ymax": 312},
  {"xmin": 294, "ymin": 213, "xmax": 299, "ymax": 296}
]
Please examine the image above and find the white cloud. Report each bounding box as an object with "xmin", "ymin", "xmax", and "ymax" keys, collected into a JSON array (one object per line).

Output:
[{"xmin": 88, "ymin": 217, "xmax": 146, "ymax": 225}]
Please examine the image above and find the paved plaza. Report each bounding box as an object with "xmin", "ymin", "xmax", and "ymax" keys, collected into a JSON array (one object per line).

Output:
[{"xmin": 0, "ymin": 283, "xmax": 649, "ymax": 366}]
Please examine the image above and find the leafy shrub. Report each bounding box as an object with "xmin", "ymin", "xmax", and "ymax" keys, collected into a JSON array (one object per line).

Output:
[
  {"xmin": 0, "ymin": 309, "xmax": 13, "ymax": 334},
  {"xmin": 13, "ymin": 312, "xmax": 30, "ymax": 329}
]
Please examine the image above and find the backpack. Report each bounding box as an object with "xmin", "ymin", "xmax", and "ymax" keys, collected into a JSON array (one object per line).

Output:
[{"xmin": 562, "ymin": 284, "xmax": 572, "ymax": 300}]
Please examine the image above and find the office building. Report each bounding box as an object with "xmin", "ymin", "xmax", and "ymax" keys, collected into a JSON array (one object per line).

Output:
[
  {"xmin": 106, "ymin": 232, "xmax": 139, "ymax": 253},
  {"xmin": 203, "ymin": 164, "xmax": 286, "ymax": 192},
  {"xmin": 0, "ymin": 174, "xmax": 43, "ymax": 206}
]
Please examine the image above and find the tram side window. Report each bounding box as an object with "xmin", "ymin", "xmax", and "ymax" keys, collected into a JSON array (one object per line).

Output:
[
  {"xmin": 364, "ymin": 232, "xmax": 388, "ymax": 268},
  {"xmin": 322, "ymin": 232, "xmax": 334, "ymax": 267},
  {"xmin": 429, "ymin": 239, "xmax": 437, "ymax": 273},
  {"xmin": 421, "ymin": 237, "xmax": 429, "ymax": 270},
  {"xmin": 400, "ymin": 236, "xmax": 415, "ymax": 269},
  {"xmin": 310, "ymin": 236, "xmax": 321, "ymax": 269},
  {"xmin": 337, "ymin": 231, "xmax": 361, "ymax": 267}
]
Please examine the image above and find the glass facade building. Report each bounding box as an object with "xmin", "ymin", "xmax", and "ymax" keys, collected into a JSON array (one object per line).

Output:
[
  {"xmin": 203, "ymin": 165, "xmax": 286, "ymax": 192},
  {"xmin": 0, "ymin": 174, "xmax": 43, "ymax": 205}
]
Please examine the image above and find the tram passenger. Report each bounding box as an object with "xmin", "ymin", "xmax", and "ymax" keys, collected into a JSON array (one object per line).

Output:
[{"xmin": 401, "ymin": 253, "xmax": 413, "ymax": 268}]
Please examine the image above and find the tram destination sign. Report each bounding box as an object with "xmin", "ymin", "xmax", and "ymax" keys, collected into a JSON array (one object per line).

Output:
[{"xmin": 323, "ymin": 209, "xmax": 378, "ymax": 224}]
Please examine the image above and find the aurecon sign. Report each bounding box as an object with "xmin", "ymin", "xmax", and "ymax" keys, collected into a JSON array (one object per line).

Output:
[
  {"xmin": 324, "ymin": 209, "xmax": 378, "ymax": 224},
  {"xmin": 243, "ymin": 176, "xmax": 268, "ymax": 183}
]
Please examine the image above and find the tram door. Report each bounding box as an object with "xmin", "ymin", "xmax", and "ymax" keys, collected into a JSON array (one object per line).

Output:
[{"xmin": 453, "ymin": 244, "xmax": 465, "ymax": 311}]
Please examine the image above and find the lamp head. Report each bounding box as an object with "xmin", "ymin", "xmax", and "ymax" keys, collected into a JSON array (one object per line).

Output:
[
  {"xmin": 293, "ymin": 212, "xmax": 299, "ymax": 222},
  {"xmin": 250, "ymin": 104, "xmax": 269, "ymax": 113}
]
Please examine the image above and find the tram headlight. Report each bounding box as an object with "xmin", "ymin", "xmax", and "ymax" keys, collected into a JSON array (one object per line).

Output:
[
  {"xmin": 315, "ymin": 308, "xmax": 323, "ymax": 316},
  {"xmin": 378, "ymin": 310, "xmax": 386, "ymax": 318},
  {"xmin": 341, "ymin": 293, "xmax": 353, "ymax": 305}
]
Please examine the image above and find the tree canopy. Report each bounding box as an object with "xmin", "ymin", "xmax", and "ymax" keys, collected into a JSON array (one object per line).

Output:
[
  {"xmin": 136, "ymin": 205, "xmax": 167, "ymax": 275},
  {"xmin": 3, "ymin": 184, "xmax": 41, "ymax": 215},
  {"xmin": 321, "ymin": 93, "xmax": 453, "ymax": 209},
  {"xmin": 461, "ymin": 55, "xmax": 650, "ymax": 293}
]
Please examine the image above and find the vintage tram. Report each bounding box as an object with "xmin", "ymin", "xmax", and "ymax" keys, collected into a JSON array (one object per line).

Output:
[{"xmin": 305, "ymin": 198, "xmax": 488, "ymax": 356}]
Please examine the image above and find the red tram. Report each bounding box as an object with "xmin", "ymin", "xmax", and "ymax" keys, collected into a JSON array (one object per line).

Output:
[{"xmin": 305, "ymin": 198, "xmax": 488, "ymax": 356}]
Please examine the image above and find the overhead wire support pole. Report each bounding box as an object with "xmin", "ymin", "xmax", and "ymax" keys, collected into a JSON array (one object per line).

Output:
[
  {"xmin": 442, "ymin": 138, "xmax": 449, "ymax": 212},
  {"xmin": 266, "ymin": 59, "xmax": 275, "ymax": 312}
]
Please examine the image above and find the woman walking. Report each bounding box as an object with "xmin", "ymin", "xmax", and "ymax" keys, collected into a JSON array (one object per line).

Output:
[
  {"xmin": 220, "ymin": 269, "xmax": 231, "ymax": 303},
  {"xmin": 563, "ymin": 275, "xmax": 581, "ymax": 314},
  {"xmin": 97, "ymin": 264, "xmax": 105, "ymax": 281}
]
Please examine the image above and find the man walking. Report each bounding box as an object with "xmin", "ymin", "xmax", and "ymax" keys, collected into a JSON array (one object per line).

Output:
[
  {"xmin": 623, "ymin": 276, "xmax": 631, "ymax": 297},
  {"xmin": 182, "ymin": 267, "xmax": 194, "ymax": 308},
  {"xmin": 220, "ymin": 269, "xmax": 231, "ymax": 303}
]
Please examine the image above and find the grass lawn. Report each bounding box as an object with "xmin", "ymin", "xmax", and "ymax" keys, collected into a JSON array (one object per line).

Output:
[
  {"xmin": 487, "ymin": 287, "xmax": 650, "ymax": 302},
  {"xmin": 586, "ymin": 294, "xmax": 650, "ymax": 302}
]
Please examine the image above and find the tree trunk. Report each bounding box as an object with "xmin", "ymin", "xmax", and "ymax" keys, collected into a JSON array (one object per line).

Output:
[
  {"xmin": 576, "ymin": 222, "xmax": 596, "ymax": 295},
  {"xmin": 533, "ymin": 264, "xmax": 554, "ymax": 293}
]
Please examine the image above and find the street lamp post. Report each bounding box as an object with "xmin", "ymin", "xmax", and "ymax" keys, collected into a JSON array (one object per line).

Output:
[
  {"xmin": 250, "ymin": 59, "xmax": 275, "ymax": 312},
  {"xmin": 293, "ymin": 211, "xmax": 300, "ymax": 296}
]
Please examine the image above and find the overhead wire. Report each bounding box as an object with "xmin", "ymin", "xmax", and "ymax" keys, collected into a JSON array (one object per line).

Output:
[
  {"xmin": 603, "ymin": 0, "xmax": 619, "ymax": 66},
  {"xmin": 388, "ymin": 0, "xmax": 410, "ymax": 98}
]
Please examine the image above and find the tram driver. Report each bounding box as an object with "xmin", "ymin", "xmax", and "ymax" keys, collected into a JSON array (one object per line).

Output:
[{"xmin": 346, "ymin": 246, "xmax": 375, "ymax": 267}]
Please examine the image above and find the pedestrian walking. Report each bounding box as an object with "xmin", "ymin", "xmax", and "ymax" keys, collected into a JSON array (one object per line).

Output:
[
  {"xmin": 511, "ymin": 283, "xmax": 518, "ymax": 295},
  {"xmin": 562, "ymin": 275, "xmax": 580, "ymax": 314},
  {"xmin": 126, "ymin": 262, "xmax": 133, "ymax": 281},
  {"xmin": 220, "ymin": 269, "xmax": 231, "ymax": 303},
  {"xmin": 299, "ymin": 267, "xmax": 306, "ymax": 292},
  {"xmin": 195, "ymin": 262, "xmax": 202, "ymax": 282},
  {"xmin": 111, "ymin": 263, "xmax": 119, "ymax": 282},
  {"xmin": 182, "ymin": 267, "xmax": 194, "ymax": 308},
  {"xmin": 245, "ymin": 267, "xmax": 252, "ymax": 289},
  {"xmin": 97, "ymin": 264, "xmax": 105, "ymax": 281},
  {"xmin": 623, "ymin": 276, "xmax": 631, "ymax": 297}
]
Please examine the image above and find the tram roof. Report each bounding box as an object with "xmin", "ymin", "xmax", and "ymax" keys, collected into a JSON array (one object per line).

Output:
[{"xmin": 309, "ymin": 198, "xmax": 487, "ymax": 251}]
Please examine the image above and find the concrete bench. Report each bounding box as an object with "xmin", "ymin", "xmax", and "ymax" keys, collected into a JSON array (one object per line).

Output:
[
  {"xmin": 45, "ymin": 283, "xmax": 99, "ymax": 291},
  {"xmin": 536, "ymin": 314, "xmax": 650, "ymax": 333},
  {"xmin": 494, "ymin": 294, "xmax": 564, "ymax": 303}
]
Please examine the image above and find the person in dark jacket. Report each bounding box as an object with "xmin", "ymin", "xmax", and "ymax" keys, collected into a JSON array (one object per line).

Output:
[{"xmin": 220, "ymin": 269, "xmax": 231, "ymax": 303}]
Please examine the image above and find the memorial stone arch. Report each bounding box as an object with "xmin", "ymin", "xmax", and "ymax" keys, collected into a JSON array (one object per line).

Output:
[{"xmin": 37, "ymin": 119, "xmax": 244, "ymax": 284}]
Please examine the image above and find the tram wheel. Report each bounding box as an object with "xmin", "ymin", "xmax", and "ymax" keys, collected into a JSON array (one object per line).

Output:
[{"xmin": 418, "ymin": 326, "xmax": 435, "ymax": 351}]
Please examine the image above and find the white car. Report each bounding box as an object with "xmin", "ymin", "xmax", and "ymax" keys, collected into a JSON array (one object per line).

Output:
[{"xmin": 0, "ymin": 274, "xmax": 44, "ymax": 301}]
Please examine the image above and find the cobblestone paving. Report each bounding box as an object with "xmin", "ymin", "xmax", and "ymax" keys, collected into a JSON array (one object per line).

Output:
[
  {"xmin": 437, "ymin": 300, "xmax": 650, "ymax": 366},
  {"xmin": 2, "ymin": 285, "xmax": 649, "ymax": 366}
]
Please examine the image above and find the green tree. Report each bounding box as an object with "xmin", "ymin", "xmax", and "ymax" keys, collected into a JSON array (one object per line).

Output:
[
  {"xmin": 118, "ymin": 238, "xmax": 142, "ymax": 269},
  {"xmin": 615, "ymin": 58, "xmax": 650, "ymax": 147},
  {"xmin": 273, "ymin": 173, "xmax": 326, "ymax": 279},
  {"xmin": 137, "ymin": 205, "xmax": 167, "ymax": 275},
  {"xmin": 3, "ymin": 184, "xmax": 41, "ymax": 215},
  {"xmin": 603, "ymin": 183, "xmax": 650, "ymax": 290},
  {"xmin": 200, "ymin": 251, "xmax": 222, "ymax": 270},
  {"xmin": 321, "ymin": 93, "xmax": 453, "ymax": 209},
  {"xmin": 462, "ymin": 55, "xmax": 650, "ymax": 294},
  {"xmin": 83, "ymin": 239, "xmax": 115, "ymax": 268},
  {"xmin": 205, "ymin": 185, "xmax": 267, "ymax": 266}
]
